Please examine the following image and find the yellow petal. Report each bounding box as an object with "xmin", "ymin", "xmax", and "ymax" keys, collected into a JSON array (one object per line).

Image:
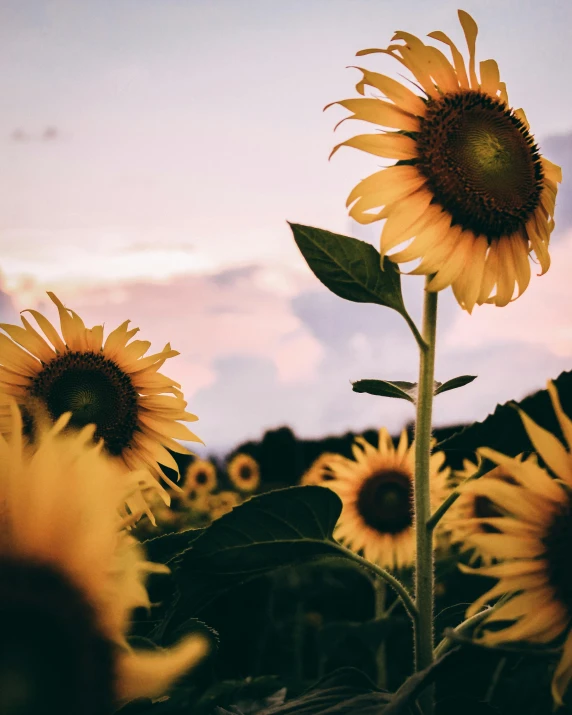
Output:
[
  {"xmin": 352, "ymin": 67, "xmax": 427, "ymax": 115},
  {"xmin": 330, "ymin": 132, "xmax": 417, "ymax": 161},
  {"xmin": 426, "ymin": 231, "xmax": 474, "ymax": 292},
  {"xmin": 22, "ymin": 309, "xmax": 65, "ymax": 353},
  {"xmin": 327, "ymin": 98, "xmax": 420, "ymax": 132},
  {"xmin": 346, "ymin": 165, "xmax": 426, "ymax": 216},
  {"xmin": 509, "ymin": 231, "xmax": 531, "ymax": 299},
  {"xmin": 452, "ymin": 234, "xmax": 487, "ymax": 313},
  {"xmin": 427, "ymin": 30, "xmax": 469, "ymax": 89},
  {"xmin": 547, "ymin": 381, "xmax": 572, "ymax": 456},
  {"xmin": 116, "ymin": 635, "xmax": 209, "ymax": 702},
  {"xmin": 479, "ymin": 59, "xmax": 501, "ymax": 97},
  {"xmin": 458, "ymin": 10, "xmax": 479, "ymax": 89},
  {"xmin": 518, "ymin": 408, "xmax": 572, "ymax": 482},
  {"xmin": 0, "ymin": 334, "xmax": 41, "ymax": 376},
  {"xmin": 552, "ymin": 630, "xmax": 572, "ymax": 706},
  {"xmin": 0, "ymin": 322, "xmax": 54, "ymax": 363},
  {"xmin": 477, "ymin": 240, "xmax": 499, "ymax": 304},
  {"xmin": 493, "ymin": 237, "xmax": 516, "ymax": 307}
]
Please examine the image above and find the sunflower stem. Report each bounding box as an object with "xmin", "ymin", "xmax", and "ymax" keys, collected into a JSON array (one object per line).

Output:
[
  {"xmin": 413, "ymin": 277, "xmax": 438, "ymax": 712},
  {"xmin": 335, "ymin": 546, "xmax": 419, "ymax": 626},
  {"xmin": 402, "ymin": 311, "xmax": 429, "ymax": 352},
  {"xmin": 373, "ymin": 578, "xmax": 388, "ymax": 689}
]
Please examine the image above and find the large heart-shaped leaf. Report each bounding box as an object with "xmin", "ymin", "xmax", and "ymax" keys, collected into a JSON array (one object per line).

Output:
[
  {"xmin": 289, "ymin": 223, "xmax": 408, "ymax": 316},
  {"xmin": 172, "ymin": 487, "xmax": 345, "ymax": 615}
]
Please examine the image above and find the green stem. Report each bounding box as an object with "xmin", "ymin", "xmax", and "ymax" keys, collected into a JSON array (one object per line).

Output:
[
  {"xmin": 335, "ymin": 545, "xmax": 419, "ymax": 627},
  {"xmin": 433, "ymin": 607, "xmax": 495, "ymax": 659},
  {"xmin": 427, "ymin": 489, "xmax": 461, "ymax": 532},
  {"xmin": 414, "ymin": 278, "xmax": 438, "ymax": 711},
  {"xmin": 402, "ymin": 310, "xmax": 429, "ymax": 352},
  {"xmin": 373, "ymin": 578, "xmax": 387, "ymax": 689},
  {"xmin": 427, "ymin": 464, "xmax": 488, "ymax": 532}
]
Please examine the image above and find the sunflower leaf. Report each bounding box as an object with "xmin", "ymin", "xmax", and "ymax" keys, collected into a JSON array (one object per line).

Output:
[
  {"xmin": 288, "ymin": 223, "xmax": 407, "ymax": 315},
  {"xmin": 169, "ymin": 486, "xmax": 345, "ymax": 616},
  {"xmin": 434, "ymin": 375, "xmax": 477, "ymax": 396},
  {"xmin": 352, "ymin": 379, "xmax": 416, "ymax": 403},
  {"xmin": 436, "ymin": 368, "xmax": 572, "ymax": 468}
]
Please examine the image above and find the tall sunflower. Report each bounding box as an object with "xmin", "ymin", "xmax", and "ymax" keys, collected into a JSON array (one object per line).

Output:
[
  {"xmin": 462, "ymin": 382, "xmax": 572, "ymax": 706},
  {"xmin": 0, "ymin": 401, "xmax": 208, "ymax": 713},
  {"xmin": 0, "ymin": 292, "xmax": 201, "ymax": 516},
  {"xmin": 324, "ymin": 428, "xmax": 450, "ymax": 570},
  {"xmin": 328, "ymin": 10, "xmax": 561, "ymax": 311},
  {"xmin": 227, "ymin": 453, "xmax": 261, "ymax": 493}
]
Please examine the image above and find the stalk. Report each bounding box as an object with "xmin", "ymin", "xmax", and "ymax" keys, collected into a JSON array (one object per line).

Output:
[{"xmin": 413, "ymin": 277, "xmax": 438, "ymax": 712}]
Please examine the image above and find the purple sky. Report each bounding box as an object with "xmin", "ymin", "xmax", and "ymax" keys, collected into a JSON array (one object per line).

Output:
[{"xmin": 1, "ymin": 0, "xmax": 571, "ymax": 454}]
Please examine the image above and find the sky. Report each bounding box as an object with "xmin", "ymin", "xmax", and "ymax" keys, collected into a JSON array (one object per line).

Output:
[{"xmin": 0, "ymin": 0, "xmax": 571, "ymax": 454}]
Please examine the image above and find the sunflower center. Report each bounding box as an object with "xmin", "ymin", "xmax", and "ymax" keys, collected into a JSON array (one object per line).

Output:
[
  {"xmin": 239, "ymin": 465, "xmax": 252, "ymax": 481},
  {"xmin": 544, "ymin": 501, "xmax": 572, "ymax": 613},
  {"xmin": 357, "ymin": 469, "xmax": 412, "ymax": 534},
  {"xmin": 0, "ymin": 558, "xmax": 114, "ymax": 715},
  {"xmin": 416, "ymin": 90, "xmax": 543, "ymax": 240},
  {"xmin": 29, "ymin": 351, "xmax": 139, "ymax": 456},
  {"xmin": 196, "ymin": 471, "xmax": 208, "ymax": 485}
]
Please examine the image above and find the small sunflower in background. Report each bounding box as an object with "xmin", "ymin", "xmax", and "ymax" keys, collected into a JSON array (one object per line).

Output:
[
  {"xmin": 328, "ymin": 10, "xmax": 561, "ymax": 311},
  {"xmin": 208, "ymin": 491, "xmax": 241, "ymax": 521},
  {"xmin": 0, "ymin": 402, "xmax": 208, "ymax": 713},
  {"xmin": 227, "ymin": 453, "xmax": 260, "ymax": 493},
  {"xmin": 324, "ymin": 428, "xmax": 450, "ymax": 570},
  {"xmin": 462, "ymin": 382, "xmax": 572, "ymax": 706},
  {"xmin": 184, "ymin": 458, "xmax": 218, "ymax": 494},
  {"xmin": 300, "ymin": 452, "xmax": 342, "ymax": 486},
  {"xmin": 445, "ymin": 455, "xmax": 536, "ymax": 564},
  {"xmin": 0, "ymin": 293, "xmax": 201, "ymax": 518}
]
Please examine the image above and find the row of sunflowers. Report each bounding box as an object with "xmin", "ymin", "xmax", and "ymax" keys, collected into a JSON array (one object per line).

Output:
[{"xmin": 0, "ymin": 6, "xmax": 569, "ymax": 714}]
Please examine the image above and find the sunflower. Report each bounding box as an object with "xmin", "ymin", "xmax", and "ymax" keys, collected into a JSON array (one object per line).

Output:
[
  {"xmin": 300, "ymin": 452, "xmax": 342, "ymax": 486},
  {"xmin": 445, "ymin": 455, "xmax": 536, "ymax": 564},
  {"xmin": 325, "ymin": 428, "xmax": 450, "ymax": 570},
  {"xmin": 462, "ymin": 382, "xmax": 572, "ymax": 706},
  {"xmin": 227, "ymin": 453, "xmax": 261, "ymax": 493},
  {"xmin": 208, "ymin": 491, "xmax": 241, "ymax": 521},
  {"xmin": 0, "ymin": 292, "xmax": 201, "ymax": 516},
  {"xmin": 184, "ymin": 458, "xmax": 218, "ymax": 494},
  {"xmin": 328, "ymin": 10, "xmax": 561, "ymax": 311},
  {"xmin": 0, "ymin": 401, "xmax": 208, "ymax": 712}
]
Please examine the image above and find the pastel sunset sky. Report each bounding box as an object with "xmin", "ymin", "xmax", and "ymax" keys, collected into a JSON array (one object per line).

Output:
[{"xmin": 1, "ymin": 0, "xmax": 571, "ymax": 454}]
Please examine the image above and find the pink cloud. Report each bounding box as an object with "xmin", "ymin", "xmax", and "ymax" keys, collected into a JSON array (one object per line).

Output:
[{"xmin": 18, "ymin": 266, "xmax": 323, "ymax": 400}]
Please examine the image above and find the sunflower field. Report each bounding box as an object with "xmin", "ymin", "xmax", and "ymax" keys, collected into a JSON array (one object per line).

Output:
[{"xmin": 1, "ymin": 7, "xmax": 571, "ymax": 715}]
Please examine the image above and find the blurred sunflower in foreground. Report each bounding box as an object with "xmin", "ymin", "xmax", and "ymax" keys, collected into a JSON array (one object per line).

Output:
[
  {"xmin": 227, "ymin": 453, "xmax": 261, "ymax": 493},
  {"xmin": 462, "ymin": 382, "xmax": 572, "ymax": 706},
  {"xmin": 322, "ymin": 429, "xmax": 450, "ymax": 570},
  {"xmin": 0, "ymin": 293, "xmax": 201, "ymax": 517},
  {"xmin": 328, "ymin": 10, "xmax": 561, "ymax": 311},
  {"xmin": 0, "ymin": 402, "xmax": 208, "ymax": 714}
]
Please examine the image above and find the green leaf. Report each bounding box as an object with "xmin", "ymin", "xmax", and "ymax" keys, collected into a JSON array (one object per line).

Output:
[
  {"xmin": 352, "ymin": 379, "xmax": 416, "ymax": 403},
  {"xmin": 436, "ymin": 368, "xmax": 572, "ymax": 469},
  {"xmin": 288, "ymin": 223, "xmax": 406, "ymax": 314},
  {"xmin": 172, "ymin": 486, "xmax": 345, "ymax": 615},
  {"xmin": 245, "ymin": 667, "xmax": 391, "ymax": 714},
  {"xmin": 434, "ymin": 375, "xmax": 477, "ymax": 396}
]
